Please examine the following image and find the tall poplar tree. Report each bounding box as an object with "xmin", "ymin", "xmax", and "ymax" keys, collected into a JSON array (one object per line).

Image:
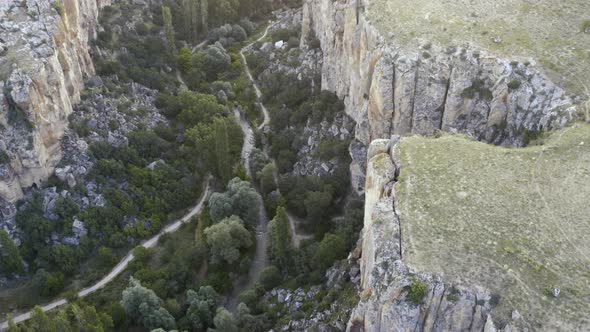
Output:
[
  {"xmin": 162, "ymin": 6, "xmax": 176, "ymax": 53},
  {"xmin": 191, "ymin": 0, "xmax": 200, "ymax": 42},
  {"xmin": 269, "ymin": 206, "xmax": 292, "ymax": 271},
  {"xmin": 214, "ymin": 118, "xmax": 231, "ymax": 184},
  {"xmin": 200, "ymin": 0, "xmax": 208, "ymax": 35}
]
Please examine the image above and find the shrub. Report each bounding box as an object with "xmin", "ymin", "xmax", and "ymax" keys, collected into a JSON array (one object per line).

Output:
[
  {"xmin": 51, "ymin": 1, "xmax": 64, "ymax": 17},
  {"xmin": 0, "ymin": 150, "xmax": 10, "ymax": 165},
  {"xmin": 238, "ymin": 18, "xmax": 256, "ymax": 35},
  {"xmin": 489, "ymin": 293, "xmax": 501, "ymax": 307},
  {"xmin": 461, "ymin": 79, "xmax": 493, "ymax": 101},
  {"xmin": 581, "ymin": 20, "xmax": 590, "ymax": 33},
  {"xmin": 259, "ymin": 266, "xmax": 282, "ymax": 291},
  {"xmin": 312, "ymin": 233, "xmax": 346, "ymax": 271},
  {"xmin": 507, "ymin": 79, "xmax": 521, "ymax": 90},
  {"xmin": 407, "ymin": 280, "xmax": 428, "ymax": 305},
  {"xmin": 272, "ymin": 29, "xmax": 300, "ymax": 43}
]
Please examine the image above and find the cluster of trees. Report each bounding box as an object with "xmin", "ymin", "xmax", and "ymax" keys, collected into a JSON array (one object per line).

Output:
[
  {"xmin": 95, "ymin": 4, "xmax": 178, "ymax": 91},
  {"xmin": 163, "ymin": 0, "xmax": 269, "ymax": 43},
  {"xmin": 119, "ymin": 277, "xmax": 248, "ymax": 331},
  {"xmin": 0, "ymin": 230, "xmax": 24, "ymax": 276},
  {"xmin": 7, "ymin": 0, "xmax": 252, "ymax": 297},
  {"xmin": 6, "ymin": 304, "xmax": 113, "ymax": 332}
]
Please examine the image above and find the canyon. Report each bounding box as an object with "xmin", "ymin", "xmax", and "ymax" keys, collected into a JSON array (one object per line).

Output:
[
  {"xmin": 301, "ymin": 0, "xmax": 579, "ymax": 193},
  {"xmin": 0, "ymin": 0, "xmax": 588, "ymax": 330}
]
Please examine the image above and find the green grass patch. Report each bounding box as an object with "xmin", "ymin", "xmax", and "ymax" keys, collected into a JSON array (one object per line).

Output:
[{"xmin": 397, "ymin": 124, "xmax": 590, "ymax": 330}]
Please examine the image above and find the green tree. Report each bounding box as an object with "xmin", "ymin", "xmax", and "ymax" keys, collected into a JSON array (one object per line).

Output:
[
  {"xmin": 185, "ymin": 286, "xmax": 219, "ymax": 330},
  {"xmin": 208, "ymin": 178, "xmax": 260, "ymax": 228},
  {"xmin": 50, "ymin": 303, "xmax": 113, "ymax": 331},
  {"xmin": 162, "ymin": 6, "xmax": 176, "ymax": 53},
  {"xmin": 193, "ymin": 44, "xmax": 230, "ymax": 81},
  {"xmin": 186, "ymin": 117, "xmax": 242, "ymax": 181},
  {"xmin": 0, "ymin": 230, "xmax": 23, "ymax": 274},
  {"xmin": 258, "ymin": 162, "xmax": 277, "ymax": 195},
  {"xmin": 268, "ymin": 207, "xmax": 292, "ymax": 271},
  {"xmin": 210, "ymin": 0, "xmax": 238, "ymax": 23},
  {"xmin": 200, "ymin": 0, "xmax": 208, "ymax": 34},
  {"xmin": 204, "ymin": 215, "xmax": 252, "ymax": 265},
  {"xmin": 177, "ymin": 92, "xmax": 224, "ymax": 127},
  {"xmin": 177, "ymin": 47, "xmax": 193, "ymax": 73},
  {"xmin": 313, "ymin": 233, "xmax": 346, "ymax": 271},
  {"xmin": 210, "ymin": 307, "xmax": 237, "ymax": 332},
  {"xmin": 121, "ymin": 277, "xmax": 176, "ymax": 330},
  {"xmin": 97, "ymin": 247, "xmax": 117, "ymax": 269},
  {"xmin": 47, "ymin": 244, "xmax": 80, "ymax": 275},
  {"xmin": 214, "ymin": 118, "xmax": 231, "ymax": 184},
  {"xmin": 259, "ymin": 265, "xmax": 281, "ymax": 291},
  {"xmin": 236, "ymin": 302, "xmax": 264, "ymax": 331},
  {"xmin": 28, "ymin": 306, "xmax": 54, "ymax": 332},
  {"xmin": 249, "ymin": 148, "xmax": 268, "ymax": 181},
  {"xmin": 180, "ymin": 0, "xmax": 201, "ymax": 42},
  {"xmin": 304, "ymin": 190, "xmax": 333, "ymax": 222}
]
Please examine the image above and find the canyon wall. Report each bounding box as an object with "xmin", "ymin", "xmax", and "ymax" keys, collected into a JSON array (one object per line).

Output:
[
  {"xmin": 301, "ymin": 0, "xmax": 581, "ymax": 330},
  {"xmin": 348, "ymin": 138, "xmax": 502, "ymax": 332},
  {"xmin": 301, "ymin": 0, "xmax": 577, "ymax": 192},
  {"xmin": 0, "ymin": 0, "xmax": 110, "ymax": 202}
]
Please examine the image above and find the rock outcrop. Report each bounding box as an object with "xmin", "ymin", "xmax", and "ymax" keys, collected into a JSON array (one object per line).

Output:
[
  {"xmin": 0, "ymin": 0, "xmax": 110, "ymax": 202},
  {"xmin": 348, "ymin": 138, "xmax": 514, "ymax": 332},
  {"xmin": 301, "ymin": 0, "xmax": 578, "ymax": 192}
]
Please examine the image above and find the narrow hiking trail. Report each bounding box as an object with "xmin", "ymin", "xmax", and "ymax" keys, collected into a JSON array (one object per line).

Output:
[
  {"xmin": 232, "ymin": 104, "xmax": 271, "ymax": 297},
  {"xmin": 0, "ymin": 179, "xmax": 212, "ymax": 330},
  {"xmin": 240, "ymin": 25, "xmax": 272, "ymax": 131},
  {"xmin": 226, "ymin": 107, "xmax": 269, "ymax": 312},
  {"xmin": 225, "ymin": 23, "xmax": 276, "ymax": 311},
  {"xmin": 226, "ymin": 21, "xmax": 321, "ymax": 311}
]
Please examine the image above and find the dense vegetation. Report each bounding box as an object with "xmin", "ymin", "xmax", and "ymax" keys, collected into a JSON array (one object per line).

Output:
[{"xmin": 3, "ymin": 0, "xmax": 364, "ymax": 330}]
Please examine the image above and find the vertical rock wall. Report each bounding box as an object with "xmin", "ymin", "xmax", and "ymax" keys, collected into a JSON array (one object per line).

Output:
[
  {"xmin": 0, "ymin": 0, "xmax": 110, "ymax": 202},
  {"xmin": 301, "ymin": 0, "xmax": 577, "ymax": 191}
]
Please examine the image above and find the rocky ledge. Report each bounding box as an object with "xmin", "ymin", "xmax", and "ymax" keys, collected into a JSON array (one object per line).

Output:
[{"xmin": 348, "ymin": 138, "xmax": 516, "ymax": 332}]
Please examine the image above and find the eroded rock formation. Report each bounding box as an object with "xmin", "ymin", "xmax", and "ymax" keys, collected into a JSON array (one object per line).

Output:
[
  {"xmin": 299, "ymin": 0, "xmax": 583, "ymax": 330},
  {"xmin": 301, "ymin": 0, "xmax": 577, "ymax": 192},
  {"xmin": 0, "ymin": 0, "xmax": 110, "ymax": 202}
]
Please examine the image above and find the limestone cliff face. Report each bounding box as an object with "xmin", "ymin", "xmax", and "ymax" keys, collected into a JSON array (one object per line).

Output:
[
  {"xmin": 0, "ymin": 0, "xmax": 110, "ymax": 202},
  {"xmin": 301, "ymin": 0, "xmax": 577, "ymax": 192},
  {"xmin": 348, "ymin": 139, "xmax": 512, "ymax": 332},
  {"xmin": 302, "ymin": 0, "xmax": 580, "ymax": 330}
]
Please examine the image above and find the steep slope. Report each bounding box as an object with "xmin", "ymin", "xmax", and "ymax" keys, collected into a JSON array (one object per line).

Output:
[
  {"xmin": 0, "ymin": 0, "xmax": 110, "ymax": 202},
  {"xmin": 301, "ymin": 0, "xmax": 580, "ymax": 192},
  {"xmin": 298, "ymin": 0, "xmax": 588, "ymax": 330}
]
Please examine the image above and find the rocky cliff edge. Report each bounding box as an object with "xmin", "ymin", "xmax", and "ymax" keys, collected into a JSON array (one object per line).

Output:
[{"xmin": 0, "ymin": 0, "xmax": 110, "ymax": 202}]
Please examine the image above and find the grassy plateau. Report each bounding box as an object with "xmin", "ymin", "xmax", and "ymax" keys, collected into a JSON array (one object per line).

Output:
[{"xmin": 397, "ymin": 123, "xmax": 590, "ymax": 330}]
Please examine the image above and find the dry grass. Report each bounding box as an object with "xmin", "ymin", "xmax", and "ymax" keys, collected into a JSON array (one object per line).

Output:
[
  {"xmin": 368, "ymin": 0, "xmax": 590, "ymax": 96},
  {"xmin": 396, "ymin": 123, "xmax": 590, "ymax": 330}
]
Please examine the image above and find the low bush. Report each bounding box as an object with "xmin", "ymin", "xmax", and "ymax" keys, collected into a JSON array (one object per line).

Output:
[{"xmin": 407, "ymin": 280, "xmax": 428, "ymax": 305}]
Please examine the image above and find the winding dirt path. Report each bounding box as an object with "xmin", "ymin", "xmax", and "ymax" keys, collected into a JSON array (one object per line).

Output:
[
  {"xmin": 0, "ymin": 178, "xmax": 212, "ymax": 330},
  {"xmin": 237, "ymin": 22, "xmax": 314, "ymax": 249},
  {"xmin": 239, "ymin": 24, "xmax": 272, "ymax": 130},
  {"xmin": 226, "ymin": 106, "xmax": 270, "ymax": 311}
]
